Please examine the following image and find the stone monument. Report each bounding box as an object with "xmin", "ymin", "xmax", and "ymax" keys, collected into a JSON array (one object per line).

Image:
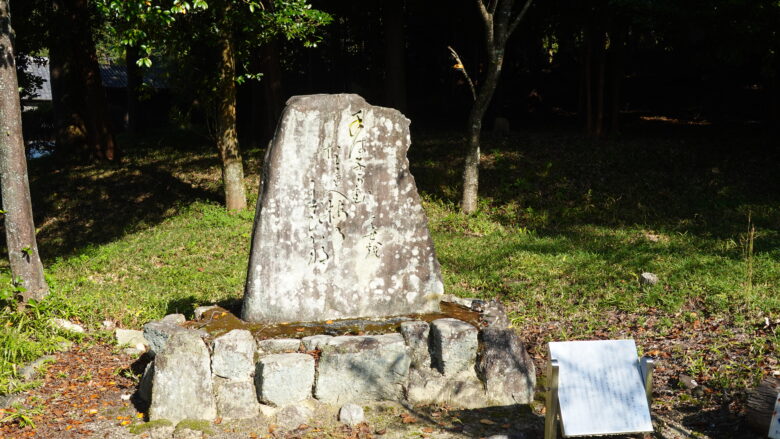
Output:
[{"xmin": 243, "ymin": 94, "xmax": 444, "ymax": 323}]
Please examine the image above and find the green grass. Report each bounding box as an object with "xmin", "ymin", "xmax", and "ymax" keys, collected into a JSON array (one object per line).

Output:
[{"xmin": 1, "ymin": 122, "xmax": 778, "ymax": 417}]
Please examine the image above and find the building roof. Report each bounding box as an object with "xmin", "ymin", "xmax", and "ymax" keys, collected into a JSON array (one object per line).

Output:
[{"xmin": 22, "ymin": 57, "xmax": 168, "ymax": 102}]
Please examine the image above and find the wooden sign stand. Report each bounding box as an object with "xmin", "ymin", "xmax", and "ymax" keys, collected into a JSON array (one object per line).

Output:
[{"xmin": 544, "ymin": 342, "xmax": 655, "ymax": 439}]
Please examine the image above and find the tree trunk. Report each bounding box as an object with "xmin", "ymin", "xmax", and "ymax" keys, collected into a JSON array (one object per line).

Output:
[
  {"xmin": 584, "ymin": 26, "xmax": 594, "ymax": 135},
  {"xmin": 215, "ymin": 18, "xmax": 247, "ymax": 211},
  {"xmin": 383, "ymin": 0, "xmax": 407, "ymax": 113},
  {"xmin": 0, "ymin": 0, "xmax": 49, "ymax": 301},
  {"xmin": 74, "ymin": 0, "xmax": 117, "ymax": 161},
  {"xmin": 461, "ymin": 45, "xmax": 503, "ymax": 214},
  {"xmin": 595, "ymin": 34, "xmax": 606, "ymax": 138},
  {"xmin": 50, "ymin": 0, "xmax": 88, "ymax": 155},
  {"xmin": 260, "ymin": 40, "xmax": 284, "ymax": 142},
  {"xmin": 126, "ymin": 45, "xmax": 142, "ymax": 135}
]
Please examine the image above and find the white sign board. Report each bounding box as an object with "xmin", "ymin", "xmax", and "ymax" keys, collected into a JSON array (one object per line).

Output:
[
  {"xmin": 549, "ymin": 340, "xmax": 653, "ymax": 437},
  {"xmin": 769, "ymin": 393, "xmax": 780, "ymax": 439}
]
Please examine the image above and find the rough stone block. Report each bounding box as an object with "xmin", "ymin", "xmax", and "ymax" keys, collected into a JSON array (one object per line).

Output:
[
  {"xmin": 477, "ymin": 328, "xmax": 536, "ymax": 405},
  {"xmin": 143, "ymin": 320, "xmax": 198, "ymax": 356},
  {"xmin": 211, "ymin": 329, "xmax": 256, "ymax": 380},
  {"xmin": 405, "ymin": 368, "xmax": 488, "ymax": 409},
  {"xmin": 149, "ymin": 331, "xmax": 217, "ymax": 423},
  {"xmin": 161, "ymin": 314, "xmax": 186, "ymax": 325},
  {"xmin": 256, "ymin": 353, "xmax": 314, "ymax": 406},
  {"xmin": 430, "ymin": 318, "xmax": 478, "ymax": 376},
  {"xmin": 242, "ymin": 94, "xmax": 444, "ymax": 324},
  {"xmin": 256, "ymin": 338, "xmax": 301, "ymax": 355},
  {"xmin": 315, "ymin": 334, "xmax": 410, "ymax": 402},
  {"xmin": 399, "ymin": 321, "xmax": 431, "ymax": 369},
  {"xmin": 213, "ymin": 377, "xmax": 261, "ymax": 420},
  {"xmin": 301, "ymin": 335, "xmax": 333, "ymax": 351},
  {"xmin": 275, "ymin": 404, "xmax": 312, "ymax": 430}
]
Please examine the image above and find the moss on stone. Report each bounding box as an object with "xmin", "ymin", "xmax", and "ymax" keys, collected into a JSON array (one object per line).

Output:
[
  {"xmin": 175, "ymin": 419, "xmax": 215, "ymax": 435},
  {"xmin": 128, "ymin": 419, "xmax": 173, "ymax": 435}
]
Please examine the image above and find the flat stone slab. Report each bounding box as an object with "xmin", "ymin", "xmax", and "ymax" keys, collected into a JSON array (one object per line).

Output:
[
  {"xmin": 149, "ymin": 331, "xmax": 217, "ymax": 423},
  {"xmin": 242, "ymin": 94, "xmax": 444, "ymax": 323},
  {"xmin": 257, "ymin": 338, "xmax": 301, "ymax": 355},
  {"xmin": 315, "ymin": 334, "xmax": 410, "ymax": 402},
  {"xmin": 256, "ymin": 353, "xmax": 315, "ymax": 406}
]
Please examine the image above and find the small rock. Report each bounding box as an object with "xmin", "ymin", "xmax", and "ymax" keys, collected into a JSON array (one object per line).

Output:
[
  {"xmin": 50, "ymin": 318, "xmax": 85, "ymax": 334},
  {"xmin": 338, "ymin": 403, "xmax": 365, "ymax": 426},
  {"xmin": 102, "ymin": 320, "xmax": 116, "ymax": 331},
  {"xmin": 259, "ymin": 404, "xmax": 277, "ymax": 418},
  {"xmin": 162, "ymin": 314, "xmax": 187, "ymax": 325},
  {"xmin": 679, "ymin": 374, "xmax": 698, "ymax": 389},
  {"xmin": 275, "ymin": 404, "xmax": 312, "ymax": 430},
  {"xmin": 0, "ymin": 394, "xmax": 22, "ymax": 409},
  {"xmin": 640, "ymin": 272, "xmax": 659, "ymax": 286},
  {"xmin": 116, "ymin": 328, "xmax": 148, "ymax": 348},
  {"xmin": 480, "ymin": 299, "xmax": 511, "ymax": 329},
  {"xmin": 120, "ymin": 393, "xmax": 133, "ymax": 401}
]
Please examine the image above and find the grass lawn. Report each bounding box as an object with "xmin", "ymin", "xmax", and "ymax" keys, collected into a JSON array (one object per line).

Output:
[{"xmin": 1, "ymin": 119, "xmax": 778, "ymax": 435}]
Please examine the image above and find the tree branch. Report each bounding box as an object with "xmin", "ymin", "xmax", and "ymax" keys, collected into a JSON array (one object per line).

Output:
[
  {"xmin": 488, "ymin": 0, "xmax": 498, "ymax": 15},
  {"xmin": 508, "ymin": 0, "xmax": 533, "ymax": 37},
  {"xmin": 448, "ymin": 46, "xmax": 477, "ymax": 102},
  {"xmin": 476, "ymin": 0, "xmax": 491, "ymax": 25}
]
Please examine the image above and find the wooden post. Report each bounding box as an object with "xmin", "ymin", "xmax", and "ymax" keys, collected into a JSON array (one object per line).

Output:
[{"xmin": 545, "ymin": 359, "xmax": 560, "ymax": 439}]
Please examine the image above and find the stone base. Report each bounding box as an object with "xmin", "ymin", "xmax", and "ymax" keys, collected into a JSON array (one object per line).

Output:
[{"xmin": 138, "ymin": 298, "xmax": 536, "ymax": 421}]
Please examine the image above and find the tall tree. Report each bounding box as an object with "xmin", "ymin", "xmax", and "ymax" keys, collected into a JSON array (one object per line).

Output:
[
  {"xmin": 0, "ymin": 0, "xmax": 49, "ymax": 301},
  {"xmin": 50, "ymin": 0, "xmax": 117, "ymax": 161},
  {"xmin": 454, "ymin": 0, "xmax": 533, "ymax": 214}
]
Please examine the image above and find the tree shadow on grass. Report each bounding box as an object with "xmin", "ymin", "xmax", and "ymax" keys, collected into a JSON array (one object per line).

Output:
[{"xmin": 17, "ymin": 151, "xmax": 227, "ymax": 263}]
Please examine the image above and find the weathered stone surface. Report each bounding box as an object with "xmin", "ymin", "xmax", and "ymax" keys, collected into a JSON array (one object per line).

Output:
[
  {"xmin": 338, "ymin": 403, "xmax": 365, "ymax": 426},
  {"xmin": 399, "ymin": 321, "xmax": 431, "ymax": 369},
  {"xmin": 116, "ymin": 328, "xmax": 147, "ymax": 347},
  {"xmin": 50, "ymin": 318, "xmax": 85, "ymax": 334},
  {"xmin": 315, "ymin": 334, "xmax": 410, "ymax": 402},
  {"xmin": 301, "ymin": 335, "xmax": 333, "ymax": 351},
  {"xmin": 477, "ymin": 328, "xmax": 536, "ymax": 405},
  {"xmin": 405, "ymin": 368, "xmax": 488, "ymax": 409},
  {"xmin": 143, "ymin": 320, "xmax": 191, "ymax": 356},
  {"xmin": 256, "ymin": 353, "xmax": 315, "ymax": 406},
  {"xmin": 640, "ymin": 272, "xmax": 659, "ymax": 285},
  {"xmin": 480, "ymin": 299, "xmax": 510, "ymax": 329},
  {"xmin": 161, "ymin": 314, "xmax": 186, "ymax": 325},
  {"xmin": 213, "ymin": 377, "xmax": 261, "ymax": 419},
  {"xmin": 149, "ymin": 332, "xmax": 217, "ymax": 423},
  {"xmin": 430, "ymin": 318, "xmax": 478, "ymax": 376},
  {"xmin": 275, "ymin": 404, "xmax": 312, "ymax": 430},
  {"xmin": 256, "ymin": 338, "xmax": 301, "ymax": 355},
  {"xmin": 242, "ymin": 94, "xmax": 444, "ymax": 323},
  {"xmin": 211, "ymin": 329, "xmax": 256, "ymax": 380},
  {"xmin": 137, "ymin": 362, "xmax": 154, "ymax": 403}
]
